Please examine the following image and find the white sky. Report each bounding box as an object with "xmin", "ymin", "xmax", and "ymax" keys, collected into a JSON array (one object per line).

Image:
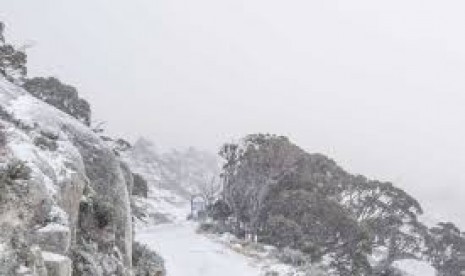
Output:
[{"xmin": 1, "ymin": 0, "xmax": 464, "ymax": 227}]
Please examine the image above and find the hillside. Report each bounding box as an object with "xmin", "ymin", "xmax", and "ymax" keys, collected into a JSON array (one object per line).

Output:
[{"xmin": 120, "ymin": 137, "xmax": 220, "ymax": 224}]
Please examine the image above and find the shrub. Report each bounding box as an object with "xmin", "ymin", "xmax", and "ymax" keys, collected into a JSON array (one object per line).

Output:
[
  {"xmin": 3, "ymin": 160, "xmax": 31, "ymax": 181},
  {"xmin": 208, "ymin": 199, "xmax": 232, "ymax": 222},
  {"xmin": 132, "ymin": 241, "xmax": 165, "ymax": 276},
  {"xmin": 0, "ymin": 160, "xmax": 31, "ymax": 202},
  {"xmin": 132, "ymin": 173, "xmax": 148, "ymax": 198},
  {"xmin": 0, "ymin": 22, "xmax": 27, "ymax": 84},
  {"xmin": 275, "ymin": 247, "xmax": 309, "ymax": 266},
  {"xmin": 33, "ymin": 135, "xmax": 58, "ymax": 151},
  {"xmin": 23, "ymin": 77, "xmax": 91, "ymax": 126},
  {"xmin": 93, "ymin": 201, "xmax": 114, "ymax": 229}
]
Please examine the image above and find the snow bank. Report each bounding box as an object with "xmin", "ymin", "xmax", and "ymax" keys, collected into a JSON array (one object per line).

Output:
[{"xmin": 392, "ymin": 259, "xmax": 436, "ymax": 276}]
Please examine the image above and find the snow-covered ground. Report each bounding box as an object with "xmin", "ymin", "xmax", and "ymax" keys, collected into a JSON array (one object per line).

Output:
[
  {"xmin": 137, "ymin": 222, "xmax": 263, "ymax": 276},
  {"xmin": 392, "ymin": 259, "xmax": 436, "ymax": 276}
]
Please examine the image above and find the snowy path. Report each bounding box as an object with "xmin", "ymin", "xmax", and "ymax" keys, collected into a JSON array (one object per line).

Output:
[{"xmin": 137, "ymin": 222, "xmax": 263, "ymax": 276}]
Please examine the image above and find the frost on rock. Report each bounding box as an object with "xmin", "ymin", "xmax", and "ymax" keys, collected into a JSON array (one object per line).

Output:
[
  {"xmin": 42, "ymin": 251, "xmax": 72, "ymax": 276},
  {"xmin": 0, "ymin": 76, "xmax": 135, "ymax": 275}
]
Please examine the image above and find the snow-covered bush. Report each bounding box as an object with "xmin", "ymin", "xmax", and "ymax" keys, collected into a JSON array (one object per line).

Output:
[
  {"xmin": 274, "ymin": 247, "xmax": 309, "ymax": 266},
  {"xmin": 132, "ymin": 241, "xmax": 165, "ymax": 276},
  {"xmin": 0, "ymin": 159, "xmax": 31, "ymax": 202},
  {"xmin": 23, "ymin": 77, "xmax": 91, "ymax": 126},
  {"xmin": 0, "ymin": 22, "xmax": 27, "ymax": 84}
]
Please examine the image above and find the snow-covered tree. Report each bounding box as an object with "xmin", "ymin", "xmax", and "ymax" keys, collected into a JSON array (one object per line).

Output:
[
  {"xmin": 198, "ymin": 175, "xmax": 222, "ymax": 207},
  {"xmin": 220, "ymin": 134, "xmax": 304, "ymax": 234},
  {"xmin": 425, "ymin": 222, "xmax": 465, "ymax": 276},
  {"xmin": 0, "ymin": 22, "xmax": 27, "ymax": 84},
  {"xmin": 218, "ymin": 133, "xmax": 463, "ymax": 275}
]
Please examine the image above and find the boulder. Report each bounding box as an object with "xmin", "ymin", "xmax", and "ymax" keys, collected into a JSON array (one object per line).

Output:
[
  {"xmin": 31, "ymin": 224, "xmax": 70, "ymax": 254},
  {"xmin": 42, "ymin": 251, "xmax": 72, "ymax": 276},
  {"xmin": 0, "ymin": 76, "xmax": 134, "ymax": 274}
]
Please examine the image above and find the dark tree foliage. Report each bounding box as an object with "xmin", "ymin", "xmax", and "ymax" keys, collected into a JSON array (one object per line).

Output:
[
  {"xmin": 132, "ymin": 173, "xmax": 148, "ymax": 198},
  {"xmin": 220, "ymin": 134, "xmax": 306, "ymax": 233},
  {"xmin": 0, "ymin": 160, "xmax": 31, "ymax": 202},
  {"xmin": 341, "ymin": 177, "xmax": 427, "ymax": 271},
  {"xmin": 262, "ymin": 215, "xmax": 303, "ymax": 249},
  {"xmin": 425, "ymin": 222, "xmax": 465, "ymax": 276},
  {"xmin": 23, "ymin": 77, "xmax": 91, "ymax": 125},
  {"xmin": 262, "ymin": 188, "xmax": 372, "ymax": 275},
  {"xmin": 0, "ymin": 22, "xmax": 27, "ymax": 84},
  {"xmin": 208, "ymin": 199, "xmax": 232, "ymax": 222},
  {"xmin": 219, "ymin": 134, "xmax": 374, "ymax": 274},
  {"xmin": 218, "ymin": 133, "xmax": 464, "ymax": 275},
  {"xmin": 0, "ymin": 22, "xmax": 4, "ymax": 43}
]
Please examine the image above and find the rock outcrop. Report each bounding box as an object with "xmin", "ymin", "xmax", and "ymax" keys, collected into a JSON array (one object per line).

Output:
[{"xmin": 0, "ymin": 76, "xmax": 142, "ymax": 275}]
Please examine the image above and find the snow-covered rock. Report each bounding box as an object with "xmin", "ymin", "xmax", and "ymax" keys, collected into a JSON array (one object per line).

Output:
[
  {"xmin": 0, "ymin": 76, "xmax": 134, "ymax": 275},
  {"xmin": 42, "ymin": 251, "xmax": 72, "ymax": 276},
  {"xmin": 31, "ymin": 223, "xmax": 71, "ymax": 254}
]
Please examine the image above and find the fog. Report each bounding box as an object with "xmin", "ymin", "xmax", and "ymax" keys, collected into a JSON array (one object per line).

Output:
[{"xmin": 1, "ymin": 0, "xmax": 464, "ymax": 227}]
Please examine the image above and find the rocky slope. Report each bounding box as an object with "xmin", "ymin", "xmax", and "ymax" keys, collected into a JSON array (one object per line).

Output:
[{"xmin": 0, "ymin": 76, "xmax": 162, "ymax": 276}]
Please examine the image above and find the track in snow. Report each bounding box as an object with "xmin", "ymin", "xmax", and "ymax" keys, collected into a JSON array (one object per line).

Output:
[{"xmin": 137, "ymin": 222, "xmax": 262, "ymax": 276}]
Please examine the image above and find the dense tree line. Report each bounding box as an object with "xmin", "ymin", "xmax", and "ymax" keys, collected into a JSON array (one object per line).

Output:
[{"xmin": 216, "ymin": 133, "xmax": 465, "ymax": 275}]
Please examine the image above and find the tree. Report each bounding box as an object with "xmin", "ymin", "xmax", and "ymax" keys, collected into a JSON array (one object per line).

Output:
[
  {"xmin": 263, "ymin": 215, "xmax": 303, "ymax": 248},
  {"xmin": 23, "ymin": 77, "xmax": 91, "ymax": 125},
  {"xmin": 219, "ymin": 134, "xmax": 373, "ymax": 274},
  {"xmin": 0, "ymin": 22, "xmax": 27, "ymax": 84},
  {"xmin": 208, "ymin": 199, "xmax": 232, "ymax": 224},
  {"xmin": 0, "ymin": 22, "xmax": 4, "ymax": 43},
  {"xmin": 220, "ymin": 134, "xmax": 304, "ymax": 235},
  {"xmin": 340, "ymin": 179, "xmax": 426, "ymax": 271},
  {"xmin": 425, "ymin": 222, "xmax": 465, "ymax": 276},
  {"xmin": 218, "ymin": 134, "xmax": 464, "ymax": 275},
  {"xmin": 262, "ymin": 188, "xmax": 372, "ymax": 275},
  {"xmin": 198, "ymin": 175, "xmax": 221, "ymax": 207}
]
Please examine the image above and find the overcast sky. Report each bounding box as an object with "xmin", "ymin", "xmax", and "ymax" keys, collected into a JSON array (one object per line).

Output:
[{"xmin": 1, "ymin": 0, "xmax": 464, "ymax": 227}]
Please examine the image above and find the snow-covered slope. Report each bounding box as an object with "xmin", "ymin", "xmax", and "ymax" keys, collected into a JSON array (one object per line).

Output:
[
  {"xmin": 122, "ymin": 137, "xmax": 220, "ymax": 224},
  {"xmin": 127, "ymin": 138, "xmax": 220, "ymax": 196},
  {"xmin": 0, "ymin": 76, "xmax": 134, "ymax": 275}
]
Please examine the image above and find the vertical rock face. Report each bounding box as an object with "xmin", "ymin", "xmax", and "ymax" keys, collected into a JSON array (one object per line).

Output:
[
  {"xmin": 69, "ymin": 130, "xmax": 133, "ymax": 273},
  {"xmin": 0, "ymin": 76, "xmax": 134, "ymax": 275}
]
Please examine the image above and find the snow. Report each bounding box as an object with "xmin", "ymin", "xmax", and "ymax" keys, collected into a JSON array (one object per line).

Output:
[
  {"xmin": 137, "ymin": 222, "xmax": 263, "ymax": 276},
  {"xmin": 392, "ymin": 259, "xmax": 436, "ymax": 276},
  {"xmin": 36, "ymin": 223, "xmax": 69, "ymax": 233},
  {"xmin": 41, "ymin": 251, "xmax": 69, "ymax": 262},
  {"xmin": 16, "ymin": 266, "xmax": 30, "ymax": 274}
]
